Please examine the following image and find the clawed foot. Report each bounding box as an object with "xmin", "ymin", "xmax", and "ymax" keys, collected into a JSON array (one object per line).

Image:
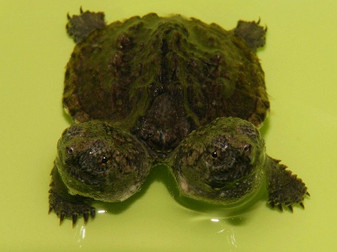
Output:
[
  {"xmin": 266, "ymin": 157, "xmax": 309, "ymax": 212},
  {"xmin": 49, "ymin": 189, "xmax": 96, "ymax": 226},
  {"xmin": 48, "ymin": 166, "xmax": 96, "ymax": 226},
  {"xmin": 268, "ymin": 191, "xmax": 310, "ymax": 212}
]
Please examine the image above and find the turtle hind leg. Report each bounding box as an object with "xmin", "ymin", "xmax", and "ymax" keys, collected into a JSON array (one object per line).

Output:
[
  {"xmin": 66, "ymin": 7, "xmax": 106, "ymax": 43},
  {"xmin": 233, "ymin": 20, "xmax": 267, "ymax": 51},
  {"xmin": 265, "ymin": 156, "xmax": 309, "ymax": 211},
  {"xmin": 48, "ymin": 166, "xmax": 95, "ymax": 226}
]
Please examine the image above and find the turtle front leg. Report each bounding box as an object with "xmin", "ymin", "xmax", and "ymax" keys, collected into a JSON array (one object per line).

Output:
[
  {"xmin": 233, "ymin": 20, "xmax": 267, "ymax": 51},
  {"xmin": 265, "ymin": 156, "xmax": 309, "ymax": 211},
  {"xmin": 49, "ymin": 166, "xmax": 95, "ymax": 226},
  {"xmin": 66, "ymin": 7, "xmax": 106, "ymax": 43}
]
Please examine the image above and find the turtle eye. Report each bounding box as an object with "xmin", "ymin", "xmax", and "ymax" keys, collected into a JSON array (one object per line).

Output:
[
  {"xmin": 66, "ymin": 146, "xmax": 74, "ymax": 154},
  {"xmin": 243, "ymin": 144, "xmax": 252, "ymax": 153},
  {"xmin": 101, "ymin": 156, "xmax": 109, "ymax": 164},
  {"xmin": 211, "ymin": 151, "xmax": 218, "ymax": 159}
]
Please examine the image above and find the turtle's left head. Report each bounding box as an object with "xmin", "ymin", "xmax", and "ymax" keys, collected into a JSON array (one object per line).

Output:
[{"xmin": 55, "ymin": 120, "xmax": 151, "ymax": 202}]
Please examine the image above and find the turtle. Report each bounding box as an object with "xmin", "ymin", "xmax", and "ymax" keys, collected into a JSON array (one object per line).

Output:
[{"xmin": 48, "ymin": 9, "xmax": 308, "ymax": 225}]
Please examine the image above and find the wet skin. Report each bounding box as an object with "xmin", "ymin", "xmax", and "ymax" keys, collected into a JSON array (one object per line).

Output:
[
  {"xmin": 49, "ymin": 10, "xmax": 308, "ymax": 225},
  {"xmin": 51, "ymin": 117, "xmax": 307, "ymax": 225}
]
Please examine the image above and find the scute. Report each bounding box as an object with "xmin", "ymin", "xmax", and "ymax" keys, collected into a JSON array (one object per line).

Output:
[{"xmin": 64, "ymin": 13, "xmax": 269, "ymax": 152}]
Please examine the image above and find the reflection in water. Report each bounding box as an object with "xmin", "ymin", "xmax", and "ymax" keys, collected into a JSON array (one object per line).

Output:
[
  {"xmin": 74, "ymin": 225, "xmax": 86, "ymax": 248},
  {"xmin": 75, "ymin": 209, "xmax": 107, "ymax": 248},
  {"xmin": 69, "ymin": 167, "xmax": 259, "ymax": 250},
  {"xmin": 74, "ymin": 210, "xmax": 107, "ymax": 249},
  {"xmin": 211, "ymin": 218, "xmax": 238, "ymax": 251}
]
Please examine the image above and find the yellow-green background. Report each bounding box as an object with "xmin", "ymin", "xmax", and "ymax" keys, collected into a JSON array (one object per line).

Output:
[{"xmin": 1, "ymin": 0, "xmax": 336, "ymax": 251}]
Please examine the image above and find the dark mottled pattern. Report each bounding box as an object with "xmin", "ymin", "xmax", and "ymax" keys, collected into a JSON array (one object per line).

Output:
[
  {"xmin": 171, "ymin": 117, "xmax": 266, "ymax": 203},
  {"xmin": 56, "ymin": 121, "xmax": 151, "ymax": 202},
  {"xmin": 234, "ymin": 20, "xmax": 266, "ymax": 52},
  {"xmin": 66, "ymin": 8, "xmax": 106, "ymax": 43},
  {"xmin": 63, "ymin": 13, "xmax": 269, "ymax": 153},
  {"xmin": 49, "ymin": 10, "xmax": 308, "ymax": 225},
  {"xmin": 266, "ymin": 158, "xmax": 308, "ymax": 211}
]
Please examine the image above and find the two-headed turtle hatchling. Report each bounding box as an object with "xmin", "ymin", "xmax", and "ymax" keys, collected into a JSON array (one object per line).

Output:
[{"xmin": 49, "ymin": 9, "xmax": 308, "ymax": 225}]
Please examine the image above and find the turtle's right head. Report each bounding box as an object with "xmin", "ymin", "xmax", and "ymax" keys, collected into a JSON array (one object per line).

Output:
[
  {"xmin": 170, "ymin": 117, "xmax": 267, "ymax": 206},
  {"xmin": 56, "ymin": 121, "xmax": 151, "ymax": 202}
]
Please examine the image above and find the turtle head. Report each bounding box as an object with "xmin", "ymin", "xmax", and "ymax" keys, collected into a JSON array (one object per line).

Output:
[
  {"xmin": 170, "ymin": 117, "xmax": 266, "ymax": 206},
  {"xmin": 55, "ymin": 120, "xmax": 151, "ymax": 202}
]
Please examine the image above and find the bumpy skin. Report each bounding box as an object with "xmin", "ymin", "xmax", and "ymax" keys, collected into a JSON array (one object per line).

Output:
[
  {"xmin": 56, "ymin": 121, "xmax": 150, "ymax": 201},
  {"xmin": 49, "ymin": 10, "xmax": 308, "ymax": 225},
  {"xmin": 170, "ymin": 117, "xmax": 266, "ymax": 204},
  {"xmin": 63, "ymin": 12, "xmax": 269, "ymax": 153},
  {"xmin": 265, "ymin": 158, "xmax": 308, "ymax": 211}
]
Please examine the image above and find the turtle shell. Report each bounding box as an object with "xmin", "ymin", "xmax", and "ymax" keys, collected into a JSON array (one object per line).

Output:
[{"xmin": 63, "ymin": 13, "xmax": 269, "ymax": 153}]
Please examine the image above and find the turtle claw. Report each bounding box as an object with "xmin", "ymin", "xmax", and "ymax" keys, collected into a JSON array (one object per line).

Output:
[
  {"xmin": 59, "ymin": 213, "xmax": 65, "ymax": 224},
  {"xmin": 287, "ymin": 205, "xmax": 293, "ymax": 212},
  {"xmin": 83, "ymin": 213, "xmax": 89, "ymax": 224},
  {"xmin": 269, "ymin": 201, "xmax": 297, "ymax": 213},
  {"xmin": 300, "ymin": 202, "xmax": 305, "ymax": 209},
  {"xmin": 49, "ymin": 192, "xmax": 96, "ymax": 225},
  {"xmin": 72, "ymin": 214, "xmax": 78, "ymax": 226},
  {"xmin": 91, "ymin": 208, "xmax": 96, "ymax": 218},
  {"xmin": 277, "ymin": 204, "xmax": 283, "ymax": 212}
]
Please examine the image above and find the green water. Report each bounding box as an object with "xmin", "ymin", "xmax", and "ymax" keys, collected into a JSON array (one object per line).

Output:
[{"xmin": 1, "ymin": 0, "xmax": 336, "ymax": 251}]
